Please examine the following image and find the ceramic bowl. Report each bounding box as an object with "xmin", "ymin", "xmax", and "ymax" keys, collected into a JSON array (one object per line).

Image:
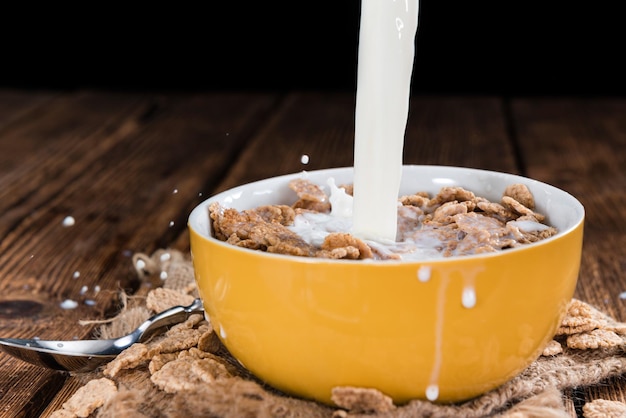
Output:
[{"xmin": 188, "ymin": 165, "xmax": 584, "ymax": 405}]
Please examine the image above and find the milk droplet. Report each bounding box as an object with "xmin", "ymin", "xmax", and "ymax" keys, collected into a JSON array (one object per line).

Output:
[
  {"xmin": 301, "ymin": 154, "xmax": 310, "ymax": 164},
  {"xmin": 425, "ymin": 384, "xmax": 439, "ymax": 401},
  {"xmin": 417, "ymin": 266, "xmax": 431, "ymax": 282},
  {"xmin": 172, "ymin": 188, "xmax": 178, "ymax": 194},
  {"xmin": 72, "ymin": 271, "xmax": 80, "ymax": 279},
  {"xmin": 160, "ymin": 271, "xmax": 168, "ymax": 280},
  {"xmin": 136, "ymin": 259, "xmax": 146, "ymax": 270},
  {"xmin": 169, "ymin": 221, "xmax": 175, "ymax": 227},
  {"xmin": 80, "ymin": 285, "xmax": 88, "ymax": 295},
  {"xmin": 619, "ymin": 291, "xmax": 626, "ymax": 300},
  {"xmin": 60, "ymin": 299, "xmax": 78, "ymax": 309},
  {"xmin": 62, "ymin": 216, "xmax": 75, "ymax": 227},
  {"xmin": 160, "ymin": 252, "xmax": 171, "ymax": 262},
  {"xmin": 462, "ymin": 286, "xmax": 477, "ymax": 308}
]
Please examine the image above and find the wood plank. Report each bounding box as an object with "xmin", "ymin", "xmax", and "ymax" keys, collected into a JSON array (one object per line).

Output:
[
  {"xmin": 216, "ymin": 93, "xmax": 515, "ymax": 192},
  {"xmin": 403, "ymin": 96, "xmax": 516, "ymax": 171},
  {"xmin": 214, "ymin": 92, "xmax": 357, "ymax": 191},
  {"xmin": 0, "ymin": 91, "xmax": 281, "ymax": 417},
  {"xmin": 511, "ymin": 98, "xmax": 626, "ymax": 319},
  {"xmin": 511, "ymin": 98, "xmax": 626, "ymax": 414},
  {"xmin": 0, "ymin": 89, "xmax": 57, "ymax": 135},
  {"xmin": 37, "ymin": 376, "xmax": 88, "ymax": 418}
]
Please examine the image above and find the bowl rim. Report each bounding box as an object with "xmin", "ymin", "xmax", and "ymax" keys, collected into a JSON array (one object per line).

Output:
[{"xmin": 188, "ymin": 165, "xmax": 585, "ymax": 265}]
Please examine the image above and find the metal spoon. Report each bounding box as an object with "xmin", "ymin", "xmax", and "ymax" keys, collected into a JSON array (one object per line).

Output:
[{"xmin": 0, "ymin": 298, "xmax": 204, "ymax": 372}]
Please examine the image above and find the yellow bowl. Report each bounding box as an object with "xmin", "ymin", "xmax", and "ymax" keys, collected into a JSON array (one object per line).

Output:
[{"xmin": 188, "ymin": 165, "xmax": 584, "ymax": 405}]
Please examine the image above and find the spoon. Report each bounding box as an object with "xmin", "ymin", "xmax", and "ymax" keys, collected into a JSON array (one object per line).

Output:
[{"xmin": 0, "ymin": 298, "xmax": 205, "ymax": 372}]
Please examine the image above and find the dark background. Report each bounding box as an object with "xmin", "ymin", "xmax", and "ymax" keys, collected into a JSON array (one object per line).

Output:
[{"xmin": 1, "ymin": 2, "xmax": 624, "ymax": 96}]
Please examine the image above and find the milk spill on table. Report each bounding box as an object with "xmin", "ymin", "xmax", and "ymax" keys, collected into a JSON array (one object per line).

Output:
[{"xmin": 352, "ymin": 0, "xmax": 419, "ymax": 243}]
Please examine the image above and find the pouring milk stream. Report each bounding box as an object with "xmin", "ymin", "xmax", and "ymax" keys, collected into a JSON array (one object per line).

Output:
[
  {"xmin": 353, "ymin": 0, "xmax": 445, "ymax": 402},
  {"xmin": 352, "ymin": 0, "xmax": 419, "ymax": 242}
]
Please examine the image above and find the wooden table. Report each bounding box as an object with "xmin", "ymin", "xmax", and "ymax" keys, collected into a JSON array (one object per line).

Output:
[{"xmin": 0, "ymin": 90, "xmax": 624, "ymax": 417}]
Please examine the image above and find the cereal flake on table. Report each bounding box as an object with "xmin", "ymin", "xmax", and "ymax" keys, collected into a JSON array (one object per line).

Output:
[
  {"xmin": 331, "ymin": 386, "xmax": 396, "ymax": 414},
  {"xmin": 49, "ymin": 378, "xmax": 117, "ymax": 418},
  {"xmin": 209, "ymin": 179, "xmax": 558, "ymax": 260},
  {"xmin": 151, "ymin": 354, "xmax": 231, "ymax": 393}
]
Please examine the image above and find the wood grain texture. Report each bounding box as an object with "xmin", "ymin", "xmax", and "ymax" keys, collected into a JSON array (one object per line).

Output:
[
  {"xmin": 0, "ymin": 91, "xmax": 623, "ymax": 418},
  {"xmin": 511, "ymin": 98, "xmax": 626, "ymax": 320},
  {"xmin": 511, "ymin": 98, "xmax": 626, "ymax": 414},
  {"xmin": 0, "ymin": 91, "xmax": 280, "ymax": 417},
  {"xmin": 403, "ymin": 96, "xmax": 517, "ymax": 171},
  {"xmin": 216, "ymin": 95, "xmax": 517, "ymax": 189}
]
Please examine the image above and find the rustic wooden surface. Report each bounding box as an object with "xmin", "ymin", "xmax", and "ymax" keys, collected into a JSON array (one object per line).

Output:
[{"xmin": 0, "ymin": 90, "xmax": 624, "ymax": 417}]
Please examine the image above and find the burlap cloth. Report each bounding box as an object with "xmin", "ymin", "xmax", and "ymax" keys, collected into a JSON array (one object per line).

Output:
[{"xmin": 50, "ymin": 249, "xmax": 626, "ymax": 418}]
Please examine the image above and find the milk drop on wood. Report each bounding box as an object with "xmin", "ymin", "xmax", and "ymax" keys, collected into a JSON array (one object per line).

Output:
[
  {"xmin": 62, "ymin": 216, "xmax": 75, "ymax": 227},
  {"xmin": 160, "ymin": 252, "xmax": 171, "ymax": 262},
  {"xmin": 352, "ymin": 0, "xmax": 419, "ymax": 242},
  {"xmin": 135, "ymin": 259, "xmax": 146, "ymax": 271},
  {"xmin": 60, "ymin": 299, "xmax": 78, "ymax": 309}
]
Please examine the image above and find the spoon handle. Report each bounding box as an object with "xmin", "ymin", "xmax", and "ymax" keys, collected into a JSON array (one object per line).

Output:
[{"xmin": 134, "ymin": 298, "xmax": 205, "ymax": 342}]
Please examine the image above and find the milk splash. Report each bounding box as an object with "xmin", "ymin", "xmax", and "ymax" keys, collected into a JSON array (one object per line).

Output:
[{"xmin": 352, "ymin": 0, "xmax": 419, "ymax": 242}]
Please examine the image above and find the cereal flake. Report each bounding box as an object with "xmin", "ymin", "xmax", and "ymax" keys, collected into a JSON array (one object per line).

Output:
[
  {"xmin": 58, "ymin": 378, "xmax": 117, "ymax": 418},
  {"xmin": 331, "ymin": 386, "xmax": 396, "ymax": 414},
  {"xmin": 104, "ymin": 343, "xmax": 149, "ymax": 378}
]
